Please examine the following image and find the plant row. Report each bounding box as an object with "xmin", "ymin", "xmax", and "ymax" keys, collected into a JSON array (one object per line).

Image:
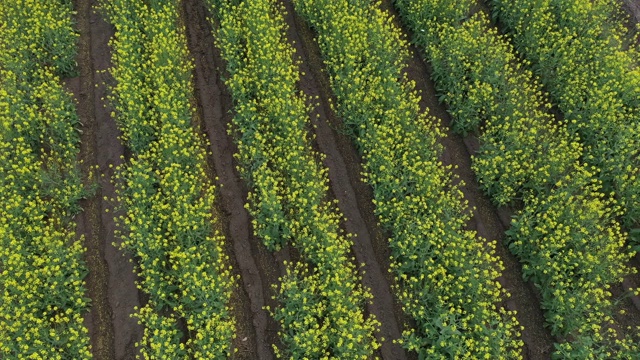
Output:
[
  {"xmin": 0, "ymin": 0, "xmax": 92, "ymax": 358},
  {"xmin": 490, "ymin": 0, "xmax": 640, "ymax": 230},
  {"xmin": 206, "ymin": 0, "xmax": 380, "ymax": 358},
  {"xmin": 293, "ymin": 0, "xmax": 524, "ymax": 358},
  {"xmin": 102, "ymin": 0, "xmax": 235, "ymax": 357},
  {"xmin": 394, "ymin": 0, "xmax": 639, "ymax": 357}
]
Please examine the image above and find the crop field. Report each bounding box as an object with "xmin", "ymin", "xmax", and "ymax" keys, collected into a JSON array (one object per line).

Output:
[{"xmin": 1, "ymin": 0, "xmax": 640, "ymax": 359}]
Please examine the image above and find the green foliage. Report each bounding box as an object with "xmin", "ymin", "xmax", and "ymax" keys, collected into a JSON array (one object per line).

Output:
[
  {"xmin": 294, "ymin": 0, "xmax": 523, "ymax": 357},
  {"xmin": 508, "ymin": 170, "xmax": 637, "ymax": 357},
  {"xmin": 420, "ymin": 14, "xmax": 581, "ymax": 206},
  {"xmin": 0, "ymin": 0, "xmax": 91, "ymax": 358},
  {"xmin": 103, "ymin": 0, "xmax": 236, "ymax": 357},
  {"xmin": 0, "ymin": 0, "xmax": 78, "ymax": 78},
  {"xmin": 490, "ymin": 0, "xmax": 640, "ymax": 229},
  {"xmin": 395, "ymin": 0, "xmax": 639, "ymax": 356},
  {"xmin": 208, "ymin": 0, "xmax": 380, "ymax": 357}
]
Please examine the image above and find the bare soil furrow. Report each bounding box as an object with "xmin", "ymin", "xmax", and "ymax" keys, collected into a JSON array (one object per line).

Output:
[
  {"xmin": 623, "ymin": 0, "xmax": 640, "ymax": 25},
  {"xmin": 280, "ymin": 1, "xmax": 410, "ymax": 359},
  {"xmin": 621, "ymin": 258, "xmax": 640, "ymax": 346},
  {"xmin": 626, "ymin": 255, "xmax": 640, "ymax": 312},
  {"xmin": 68, "ymin": 0, "xmax": 115, "ymax": 359},
  {"xmin": 87, "ymin": 1, "xmax": 143, "ymax": 359},
  {"xmin": 182, "ymin": 0, "xmax": 287, "ymax": 358},
  {"xmin": 74, "ymin": 0, "xmax": 116, "ymax": 357}
]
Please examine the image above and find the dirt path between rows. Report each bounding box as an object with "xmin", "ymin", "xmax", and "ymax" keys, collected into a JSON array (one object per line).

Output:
[
  {"xmin": 380, "ymin": 1, "xmax": 556, "ymax": 358},
  {"xmin": 74, "ymin": 1, "xmax": 144, "ymax": 359},
  {"xmin": 623, "ymin": 0, "xmax": 640, "ymax": 25},
  {"xmin": 74, "ymin": 0, "xmax": 115, "ymax": 358},
  {"xmin": 281, "ymin": 1, "xmax": 411, "ymax": 359},
  {"xmin": 182, "ymin": 0, "xmax": 290, "ymax": 358},
  {"xmin": 621, "ymin": 0, "xmax": 640, "ymax": 47}
]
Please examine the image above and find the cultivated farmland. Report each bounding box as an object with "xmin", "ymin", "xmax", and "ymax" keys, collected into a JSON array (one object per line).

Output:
[{"xmin": 1, "ymin": 0, "xmax": 639, "ymax": 359}]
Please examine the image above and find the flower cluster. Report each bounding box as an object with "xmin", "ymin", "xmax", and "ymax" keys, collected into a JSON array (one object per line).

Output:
[
  {"xmin": 294, "ymin": 0, "xmax": 523, "ymax": 357},
  {"xmin": 395, "ymin": 0, "xmax": 639, "ymax": 356},
  {"xmin": 102, "ymin": 0, "xmax": 236, "ymax": 357},
  {"xmin": 0, "ymin": 0, "xmax": 91, "ymax": 358},
  {"xmin": 207, "ymin": 0, "xmax": 380, "ymax": 357},
  {"xmin": 410, "ymin": 8, "xmax": 582, "ymax": 206},
  {"xmin": 491, "ymin": 0, "xmax": 640, "ymax": 229},
  {"xmin": 509, "ymin": 170, "xmax": 638, "ymax": 358},
  {"xmin": 1, "ymin": 0, "xmax": 78, "ymax": 78}
]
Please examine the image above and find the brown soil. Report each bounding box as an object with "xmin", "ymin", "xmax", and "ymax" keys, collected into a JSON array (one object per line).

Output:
[
  {"xmin": 619, "ymin": 0, "xmax": 640, "ymax": 49},
  {"xmin": 73, "ymin": 0, "xmax": 115, "ymax": 358},
  {"xmin": 91, "ymin": 4, "xmax": 144, "ymax": 359},
  {"xmin": 623, "ymin": 0, "xmax": 640, "ymax": 25},
  {"xmin": 628, "ymin": 255, "xmax": 640, "ymax": 308},
  {"xmin": 72, "ymin": 1, "xmax": 144, "ymax": 359},
  {"xmin": 182, "ymin": 0, "xmax": 289, "ymax": 359},
  {"xmin": 379, "ymin": 1, "xmax": 556, "ymax": 359},
  {"xmin": 280, "ymin": 1, "xmax": 413, "ymax": 359},
  {"xmin": 618, "ymin": 255, "xmax": 640, "ymax": 331}
]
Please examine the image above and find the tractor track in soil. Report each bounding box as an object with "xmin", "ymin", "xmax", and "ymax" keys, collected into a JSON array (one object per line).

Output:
[
  {"xmin": 182, "ymin": 0, "xmax": 290, "ymax": 358},
  {"xmin": 72, "ymin": 0, "xmax": 144, "ymax": 359},
  {"xmin": 380, "ymin": 1, "xmax": 557, "ymax": 358},
  {"xmin": 73, "ymin": 0, "xmax": 115, "ymax": 358},
  {"xmin": 622, "ymin": 0, "xmax": 640, "ymax": 27},
  {"xmin": 621, "ymin": 0, "xmax": 640, "ymax": 48}
]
